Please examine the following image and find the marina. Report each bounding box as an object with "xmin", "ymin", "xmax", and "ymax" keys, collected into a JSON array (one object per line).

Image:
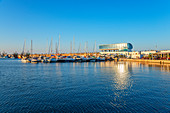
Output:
[
  {"xmin": 20, "ymin": 55, "xmax": 107, "ymax": 63},
  {"xmin": 1, "ymin": 41, "xmax": 170, "ymax": 65},
  {"xmin": 0, "ymin": 0, "xmax": 170, "ymax": 112}
]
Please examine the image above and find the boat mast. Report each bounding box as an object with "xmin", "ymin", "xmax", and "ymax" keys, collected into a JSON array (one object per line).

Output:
[
  {"xmin": 58, "ymin": 34, "xmax": 60, "ymax": 54},
  {"xmin": 51, "ymin": 37, "xmax": 53, "ymax": 54},
  {"xmin": 80, "ymin": 43, "xmax": 81, "ymax": 53},
  {"xmin": 73, "ymin": 36, "xmax": 75, "ymax": 54},
  {"xmin": 46, "ymin": 39, "xmax": 48, "ymax": 54},
  {"xmin": 78, "ymin": 43, "xmax": 81, "ymax": 53},
  {"xmin": 56, "ymin": 42, "xmax": 58, "ymax": 54},
  {"xmin": 48, "ymin": 39, "xmax": 51, "ymax": 54},
  {"xmin": 86, "ymin": 41, "xmax": 88, "ymax": 53},
  {"xmin": 70, "ymin": 41, "xmax": 72, "ymax": 54},
  {"xmin": 31, "ymin": 40, "xmax": 33, "ymax": 56},
  {"xmin": 22, "ymin": 40, "xmax": 26, "ymax": 55},
  {"xmin": 84, "ymin": 42, "xmax": 86, "ymax": 53},
  {"xmin": 95, "ymin": 40, "xmax": 96, "ymax": 57}
]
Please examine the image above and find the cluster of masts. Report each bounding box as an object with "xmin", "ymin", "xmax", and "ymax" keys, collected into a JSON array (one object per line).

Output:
[{"xmin": 22, "ymin": 34, "xmax": 97, "ymax": 55}]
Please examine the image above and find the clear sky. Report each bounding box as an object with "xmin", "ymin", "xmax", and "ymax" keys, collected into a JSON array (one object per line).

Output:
[{"xmin": 0, "ymin": 0, "xmax": 170, "ymax": 53}]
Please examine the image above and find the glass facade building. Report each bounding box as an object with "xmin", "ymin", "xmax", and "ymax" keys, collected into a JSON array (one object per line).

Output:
[{"xmin": 99, "ymin": 43, "xmax": 133, "ymax": 52}]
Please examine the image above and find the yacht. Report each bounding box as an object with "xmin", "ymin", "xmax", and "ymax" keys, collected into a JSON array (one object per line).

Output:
[
  {"xmin": 57, "ymin": 56, "xmax": 66, "ymax": 62},
  {"xmin": 64, "ymin": 56, "xmax": 76, "ymax": 62},
  {"xmin": 75, "ymin": 56, "xmax": 82, "ymax": 62},
  {"xmin": 47, "ymin": 57, "xmax": 57, "ymax": 63},
  {"xmin": 41, "ymin": 57, "xmax": 49, "ymax": 63},
  {"xmin": 97, "ymin": 57, "xmax": 106, "ymax": 61},
  {"xmin": 81, "ymin": 56, "xmax": 91, "ymax": 62},
  {"xmin": 90, "ymin": 56, "xmax": 97, "ymax": 62},
  {"xmin": 21, "ymin": 58, "xmax": 28, "ymax": 63},
  {"xmin": 31, "ymin": 57, "xmax": 40, "ymax": 63}
]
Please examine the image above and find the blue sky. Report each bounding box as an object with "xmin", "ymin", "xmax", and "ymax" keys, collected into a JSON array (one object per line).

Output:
[{"xmin": 0, "ymin": 0, "xmax": 170, "ymax": 53}]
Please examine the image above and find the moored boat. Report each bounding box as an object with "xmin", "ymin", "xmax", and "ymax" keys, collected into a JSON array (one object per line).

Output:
[
  {"xmin": 90, "ymin": 56, "xmax": 97, "ymax": 62},
  {"xmin": 96, "ymin": 57, "xmax": 106, "ymax": 61},
  {"xmin": 75, "ymin": 56, "xmax": 82, "ymax": 62},
  {"xmin": 64, "ymin": 56, "xmax": 76, "ymax": 62},
  {"xmin": 47, "ymin": 57, "xmax": 57, "ymax": 63},
  {"xmin": 57, "ymin": 56, "xmax": 66, "ymax": 62},
  {"xmin": 31, "ymin": 57, "xmax": 41, "ymax": 63},
  {"xmin": 21, "ymin": 58, "xmax": 28, "ymax": 63}
]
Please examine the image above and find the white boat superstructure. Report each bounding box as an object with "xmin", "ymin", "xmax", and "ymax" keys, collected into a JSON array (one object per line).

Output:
[
  {"xmin": 64, "ymin": 56, "xmax": 76, "ymax": 62},
  {"xmin": 81, "ymin": 56, "xmax": 91, "ymax": 62},
  {"xmin": 97, "ymin": 57, "xmax": 106, "ymax": 61},
  {"xmin": 31, "ymin": 57, "xmax": 41, "ymax": 63},
  {"xmin": 75, "ymin": 56, "xmax": 82, "ymax": 62},
  {"xmin": 90, "ymin": 56, "xmax": 97, "ymax": 62},
  {"xmin": 21, "ymin": 58, "xmax": 28, "ymax": 63},
  {"xmin": 47, "ymin": 57, "xmax": 57, "ymax": 63},
  {"xmin": 41, "ymin": 57, "xmax": 49, "ymax": 63},
  {"xmin": 21, "ymin": 57, "xmax": 31, "ymax": 63}
]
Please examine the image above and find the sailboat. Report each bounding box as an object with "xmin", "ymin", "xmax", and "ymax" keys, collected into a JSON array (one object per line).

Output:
[
  {"xmin": 46, "ymin": 37, "xmax": 58, "ymax": 63},
  {"xmin": 90, "ymin": 41, "xmax": 97, "ymax": 62},
  {"xmin": 96, "ymin": 56, "xmax": 106, "ymax": 61},
  {"xmin": 21, "ymin": 57, "xmax": 28, "ymax": 63},
  {"xmin": 64, "ymin": 56, "xmax": 75, "ymax": 62},
  {"xmin": 21, "ymin": 40, "xmax": 28, "ymax": 63}
]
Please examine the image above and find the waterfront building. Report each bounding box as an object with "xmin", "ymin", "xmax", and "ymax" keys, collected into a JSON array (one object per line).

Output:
[
  {"xmin": 157, "ymin": 50, "xmax": 170, "ymax": 59},
  {"xmin": 99, "ymin": 43, "xmax": 156, "ymax": 59},
  {"xmin": 128, "ymin": 51, "xmax": 142, "ymax": 59},
  {"xmin": 99, "ymin": 43, "xmax": 133, "ymax": 52},
  {"xmin": 99, "ymin": 43, "xmax": 137, "ymax": 58},
  {"xmin": 141, "ymin": 50, "xmax": 157, "ymax": 56}
]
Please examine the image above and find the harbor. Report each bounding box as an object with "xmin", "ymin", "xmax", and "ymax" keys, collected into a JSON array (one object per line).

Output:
[
  {"xmin": 0, "ymin": 0, "xmax": 170, "ymax": 112},
  {"xmin": 20, "ymin": 53, "xmax": 106, "ymax": 63},
  {"xmin": 1, "ymin": 42, "xmax": 170, "ymax": 65}
]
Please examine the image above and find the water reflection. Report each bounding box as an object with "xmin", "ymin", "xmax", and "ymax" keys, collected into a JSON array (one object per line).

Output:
[
  {"xmin": 98, "ymin": 61, "xmax": 170, "ymax": 93},
  {"xmin": 127, "ymin": 62, "xmax": 170, "ymax": 73},
  {"xmin": 99, "ymin": 62, "xmax": 132, "ymax": 90},
  {"xmin": 100, "ymin": 61, "xmax": 170, "ymax": 73},
  {"xmin": 113, "ymin": 62, "xmax": 132, "ymax": 90},
  {"xmin": 98, "ymin": 61, "xmax": 170, "ymax": 110}
]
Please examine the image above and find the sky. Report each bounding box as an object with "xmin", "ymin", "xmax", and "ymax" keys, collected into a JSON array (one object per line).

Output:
[{"xmin": 0, "ymin": 0, "xmax": 170, "ymax": 53}]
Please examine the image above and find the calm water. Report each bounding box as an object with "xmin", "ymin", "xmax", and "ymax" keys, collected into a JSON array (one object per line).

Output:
[{"xmin": 0, "ymin": 59, "xmax": 169, "ymax": 112}]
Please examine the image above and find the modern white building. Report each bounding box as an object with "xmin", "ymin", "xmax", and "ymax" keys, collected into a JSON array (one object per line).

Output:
[
  {"xmin": 99, "ymin": 43, "xmax": 133, "ymax": 52},
  {"xmin": 99, "ymin": 43, "xmax": 160, "ymax": 59},
  {"xmin": 99, "ymin": 43, "xmax": 136, "ymax": 57}
]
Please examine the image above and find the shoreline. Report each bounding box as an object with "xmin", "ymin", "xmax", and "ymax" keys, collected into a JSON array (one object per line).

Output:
[{"xmin": 119, "ymin": 58, "xmax": 170, "ymax": 64}]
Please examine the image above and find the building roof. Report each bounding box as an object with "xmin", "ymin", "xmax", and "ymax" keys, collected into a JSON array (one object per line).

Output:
[{"xmin": 99, "ymin": 43, "xmax": 130, "ymax": 46}]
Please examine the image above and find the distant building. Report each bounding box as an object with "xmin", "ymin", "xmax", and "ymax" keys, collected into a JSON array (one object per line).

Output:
[
  {"xmin": 99, "ymin": 43, "xmax": 133, "ymax": 52},
  {"xmin": 141, "ymin": 50, "xmax": 157, "ymax": 57},
  {"xmin": 99, "ymin": 43, "xmax": 136, "ymax": 58},
  {"xmin": 99, "ymin": 43, "xmax": 170, "ymax": 59},
  {"xmin": 99, "ymin": 43, "xmax": 156, "ymax": 59}
]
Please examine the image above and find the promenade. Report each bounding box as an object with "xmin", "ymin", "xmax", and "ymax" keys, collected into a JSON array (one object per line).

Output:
[{"xmin": 119, "ymin": 58, "xmax": 170, "ymax": 64}]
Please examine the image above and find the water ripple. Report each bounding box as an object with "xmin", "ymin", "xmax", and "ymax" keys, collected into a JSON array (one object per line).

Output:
[{"xmin": 0, "ymin": 60, "xmax": 169, "ymax": 112}]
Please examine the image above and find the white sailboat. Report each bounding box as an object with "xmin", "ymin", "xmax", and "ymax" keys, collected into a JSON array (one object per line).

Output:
[
  {"xmin": 21, "ymin": 40, "xmax": 28, "ymax": 63},
  {"xmin": 64, "ymin": 56, "xmax": 75, "ymax": 62},
  {"xmin": 90, "ymin": 41, "xmax": 97, "ymax": 62}
]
